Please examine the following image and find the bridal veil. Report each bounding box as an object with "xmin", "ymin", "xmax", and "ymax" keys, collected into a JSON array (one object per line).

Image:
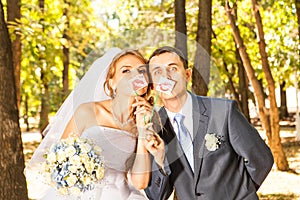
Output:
[{"xmin": 25, "ymin": 47, "xmax": 122, "ymax": 198}]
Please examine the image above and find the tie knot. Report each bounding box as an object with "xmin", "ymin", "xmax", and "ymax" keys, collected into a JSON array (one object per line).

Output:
[{"xmin": 174, "ymin": 113, "xmax": 184, "ymax": 124}]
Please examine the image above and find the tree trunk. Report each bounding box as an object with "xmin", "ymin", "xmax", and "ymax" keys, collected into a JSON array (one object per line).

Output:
[
  {"xmin": 24, "ymin": 94, "xmax": 30, "ymax": 131},
  {"xmin": 279, "ymin": 81, "xmax": 288, "ymax": 119},
  {"xmin": 38, "ymin": 0, "xmax": 50, "ymax": 134},
  {"xmin": 63, "ymin": 42, "xmax": 69, "ymax": 96},
  {"xmin": 225, "ymin": 1, "xmax": 287, "ymax": 170},
  {"xmin": 224, "ymin": 61, "xmax": 240, "ymax": 104},
  {"xmin": 295, "ymin": 0, "xmax": 300, "ymax": 42},
  {"xmin": 233, "ymin": 2, "xmax": 250, "ymax": 121},
  {"xmin": 251, "ymin": 0, "xmax": 289, "ymax": 170},
  {"xmin": 39, "ymin": 69, "xmax": 50, "ymax": 134},
  {"xmin": 174, "ymin": 0, "xmax": 187, "ymax": 59},
  {"xmin": 63, "ymin": 0, "xmax": 70, "ymax": 97},
  {"xmin": 212, "ymin": 30, "xmax": 241, "ymax": 106},
  {"xmin": 192, "ymin": 0, "xmax": 212, "ymax": 96},
  {"xmin": 7, "ymin": 0, "xmax": 21, "ymax": 110},
  {"xmin": 0, "ymin": 2, "xmax": 28, "ymax": 199},
  {"xmin": 295, "ymin": 0, "xmax": 300, "ymax": 127},
  {"xmin": 237, "ymin": 48, "xmax": 250, "ymax": 121}
]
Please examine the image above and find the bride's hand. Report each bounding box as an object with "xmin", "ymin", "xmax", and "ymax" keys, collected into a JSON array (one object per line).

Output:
[
  {"xmin": 132, "ymin": 96, "xmax": 153, "ymax": 128},
  {"xmin": 133, "ymin": 97, "xmax": 165, "ymax": 167},
  {"xmin": 142, "ymin": 123, "xmax": 165, "ymax": 168}
]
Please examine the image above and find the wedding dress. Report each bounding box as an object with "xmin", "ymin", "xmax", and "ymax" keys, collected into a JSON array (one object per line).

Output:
[
  {"xmin": 25, "ymin": 48, "xmax": 148, "ymax": 200},
  {"xmin": 40, "ymin": 126, "xmax": 147, "ymax": 200}
]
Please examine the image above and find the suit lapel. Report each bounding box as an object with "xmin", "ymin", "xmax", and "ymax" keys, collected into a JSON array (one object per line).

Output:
[{"xmin": 190, "ymin": 94, "xmax": 209, "ymax": 187}]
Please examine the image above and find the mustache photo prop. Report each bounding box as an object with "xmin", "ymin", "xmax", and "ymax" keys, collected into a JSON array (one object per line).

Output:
[
  {"xmin": 128, "ymin": 74, "xmax": 148, "ymax": 94},
  {"xmin": 155, "ymin": 77, "xmax": 176, "ymax": 95}
]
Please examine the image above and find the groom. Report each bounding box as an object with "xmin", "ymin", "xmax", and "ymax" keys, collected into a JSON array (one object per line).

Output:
[{"xmin": 145, "ymin": 46, "xmax": 274, "ymax": 200}]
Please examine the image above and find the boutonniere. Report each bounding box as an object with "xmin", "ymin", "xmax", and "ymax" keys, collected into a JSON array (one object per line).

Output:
[{"xmin": 204, "ymin": 133, "xmax": 222, "ymax": 151}]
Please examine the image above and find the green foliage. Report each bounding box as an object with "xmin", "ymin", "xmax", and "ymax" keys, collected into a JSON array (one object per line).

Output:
[
  {"xmin": 211, "ymin": 0, "xmax": 298, "ymax": 95},
  {"xmin": 93, "ymin": 0, "xmax": 176, "ymax": 51},
  {"xmin": 16, "ymin": 0, "xmax": 103, "ymax": 126},
  {"xmin": 7, "ymin": 0, "xmax": 299, "ymax": 127},
  {"xmin": 261, "ymin": 0, "xmax": 298, "ymax": 87}
]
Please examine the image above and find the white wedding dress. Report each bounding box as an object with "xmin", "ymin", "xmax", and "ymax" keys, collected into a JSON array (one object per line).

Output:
[{"xmin": 40, "ymin": 126, "xmax": 148, "ymax": 200}]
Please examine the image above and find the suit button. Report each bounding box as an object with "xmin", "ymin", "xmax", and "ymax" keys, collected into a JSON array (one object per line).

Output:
[{"xmin": 155, "ymin": 177, "xmax": 161, "ymax": 186}]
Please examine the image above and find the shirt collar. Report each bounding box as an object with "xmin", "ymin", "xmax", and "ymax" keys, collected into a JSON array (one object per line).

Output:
[
  {"xmin": 165, "ymin": 92, "xmax": 191, "ymax": 123},
  {"xmin": 182, "ymin": 92, "xmax": 192, "ymax": 117}
]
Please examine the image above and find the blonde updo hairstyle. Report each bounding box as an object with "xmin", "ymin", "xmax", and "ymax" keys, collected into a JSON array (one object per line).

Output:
[{"xmin": 103, "ymin": 49, "xmax": 147, "ymax": 98}]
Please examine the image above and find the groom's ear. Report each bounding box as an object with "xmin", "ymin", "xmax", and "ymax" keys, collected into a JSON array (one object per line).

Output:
[{"xmin": 185, "ymin": 68, "xmax": 192, "ymax": 82}]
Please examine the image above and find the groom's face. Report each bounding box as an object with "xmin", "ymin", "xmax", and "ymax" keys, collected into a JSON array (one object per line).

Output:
[{"xmin": 149, "ymin": 52, "xmax": 191, "ymax": 100}]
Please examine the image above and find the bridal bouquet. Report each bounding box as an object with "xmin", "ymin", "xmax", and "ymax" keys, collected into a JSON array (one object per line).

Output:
[{"xmin": 43, "ymin": 137, "xmax": 105, "ymax": 195}]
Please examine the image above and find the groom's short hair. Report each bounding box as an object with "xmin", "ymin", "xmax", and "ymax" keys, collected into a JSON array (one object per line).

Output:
[{"xmin": 148, "ymin": 46, "xmax": 188, "ymax": 69}]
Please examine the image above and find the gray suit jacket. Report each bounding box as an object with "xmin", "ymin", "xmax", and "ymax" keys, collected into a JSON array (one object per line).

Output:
[{"xmin": 145, "ymin": 93, "xmax": 274, "ymax": 200}]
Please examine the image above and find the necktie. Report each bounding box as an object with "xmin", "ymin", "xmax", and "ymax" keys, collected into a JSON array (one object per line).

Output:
[{"xmin": 174, "ymin": 113, "xmax": 194, "ymax": 172}]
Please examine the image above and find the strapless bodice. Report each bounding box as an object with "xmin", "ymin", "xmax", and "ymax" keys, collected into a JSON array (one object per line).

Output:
[{"xmin": 81, "ymin": 126, "xmax": 137, "ymax": 172}]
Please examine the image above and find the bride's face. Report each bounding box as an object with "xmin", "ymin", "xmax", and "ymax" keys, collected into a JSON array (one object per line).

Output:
[{"xmin": 110, "ymin": 54, "xmax": 148, "ymax": 96}]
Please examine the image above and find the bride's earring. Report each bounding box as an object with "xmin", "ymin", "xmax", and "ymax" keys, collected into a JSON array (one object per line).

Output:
[
  {"xmin": 112, "ymin": 88, "xmax": 117, "ymax": 98},
  {"xmin": 109, "ymin": 79, "xmax": 116, "ymax": 98}
]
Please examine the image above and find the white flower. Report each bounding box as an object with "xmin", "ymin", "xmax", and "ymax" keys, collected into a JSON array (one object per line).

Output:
[
  {"xmin": 49, "ymin": 143, "xmax": 57, "ymax": 152},
  {"xmin": 65, "ymin": 146, "xmax": 76, "ymax": 157},
  {"xmin": 80, "ymin": 154, "xmax": 90, "ymax": 163},
  {"xmin": 63, "ymin": 137, "xmax": 74, "ymax": 145},
  {"xmin": 58, "ymin": 187, "xmax": 69, "ymax": 195},
  {"xmin": 57, "ymin": 151, "xmax": 66, "ymax": 163},
  {"xmin": 83, "ymin": 176, "xmax": 92, "ymax": 185},
  {"xmin": 69, "ymin": 155, "xmax": 81, "ymax": 166},
  {"xmin": 69, "ymin": 186, "xmax": 81, "ymax": 195},
  {"xmin": 96, "ymin": 167, "xmax": 105, "ymax": 180},
  {"xmin": 93, "ymin": 146, "xmax": 102, "ymax": 155},
  {"xmin": 66, "ymin": 174, "xmax": 77, "ymax": 186},
  {"xmin": 80, "ymin": 143, "xmax": 92, "ymax": 153},
  {"xmin": 85, "ymin": 161, "xmax": 95, "ymax": 174},
  {"xmin": 46, "ymin": 152, "xmax": 56, "ymax": 164},
  {"xmin": 68, "ymin": 165, "xmax": 78, "ymax": 173},
  {"xmin": 76, "ymin": 165, "xmax": 85, "ymax": 172},
  {"xmin": 204, "ymin": 133, "xmax": 222, "ymax": 151},
  {"xmin": 76, "ymin": 137, "xmax": 88, "ymax": 144}
]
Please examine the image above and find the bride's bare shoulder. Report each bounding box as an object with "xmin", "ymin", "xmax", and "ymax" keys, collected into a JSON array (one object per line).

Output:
[
  {"xmin": 75, "ymin": 100, "xmax": 111, "ymax": 115},
  {"xmin": 73, "ymin": 102, "xmax": 96, "ymax": 118},
  {"xmin": 94, "ymin": 100, "xmax": 112, "ymax": 114},
  {"xmin": 75, "ymin": 102, "xmax": 92, "ymax": 111}
]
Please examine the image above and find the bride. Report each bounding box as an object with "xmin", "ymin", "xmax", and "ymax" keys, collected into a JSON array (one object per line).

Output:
[{"xmin": 25, "ymin": 48, "xmax": 165, "ymax": 200}]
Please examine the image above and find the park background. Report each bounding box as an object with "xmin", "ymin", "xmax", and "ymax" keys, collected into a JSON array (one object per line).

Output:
[{"xmin": 0, "ymin": 0, "xmax": 300, "ymax": 199}]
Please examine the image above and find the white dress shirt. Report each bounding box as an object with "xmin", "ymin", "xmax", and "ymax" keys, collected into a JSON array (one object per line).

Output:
[{"xmin": 165, "ymin": 92, "xmax": 193, "ymax": 139}]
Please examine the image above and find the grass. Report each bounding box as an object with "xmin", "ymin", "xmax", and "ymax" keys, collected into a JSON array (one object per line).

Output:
[
  {"xmin": 259, "ymin": 194, "xmax": 299, "ymax": 200},
  {"xmin": 257, "ymin": 141, "xmax": 300, "ymax": 200}
]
